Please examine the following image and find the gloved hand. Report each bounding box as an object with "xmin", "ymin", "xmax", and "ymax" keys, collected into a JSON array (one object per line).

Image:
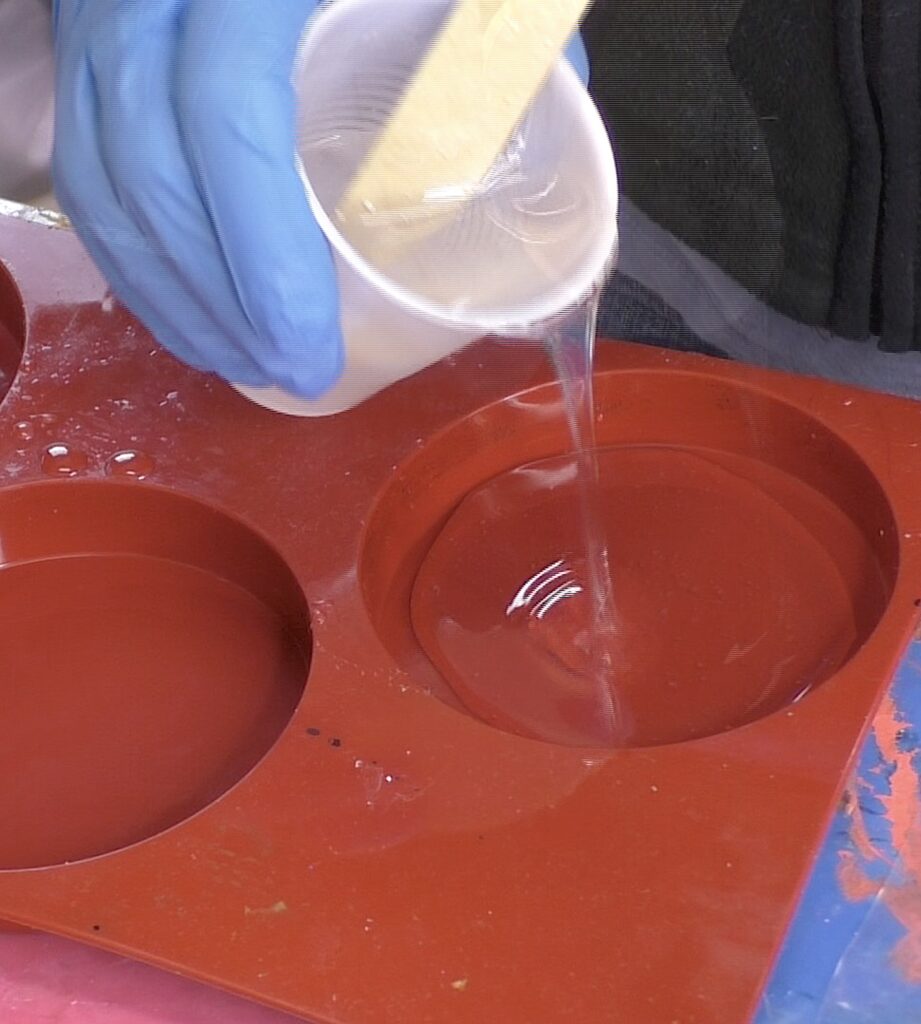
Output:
[
  {"xmin": 51, "ymin": 0, "xmax": 590, "ymax": 398},
  {"xmin": 566, "ymin": 32, "xmax": 590, "ymax": 88}
]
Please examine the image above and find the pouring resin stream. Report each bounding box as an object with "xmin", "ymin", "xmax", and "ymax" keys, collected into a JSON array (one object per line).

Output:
[
  {"xmin": 324, "ymin": 149, "xmax": 628, "ymax": 742},
  {"xmin": 517, "ymin": 296, "xmax": 626, "ymax": 744}
]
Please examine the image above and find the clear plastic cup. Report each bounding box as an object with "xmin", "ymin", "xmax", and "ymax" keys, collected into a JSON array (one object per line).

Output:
[{"xmin": 234, "ymin": 0, "xmax": 619, "ymax": 417}]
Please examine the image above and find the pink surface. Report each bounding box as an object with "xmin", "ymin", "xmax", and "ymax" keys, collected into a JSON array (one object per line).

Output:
[{"xmin": 0, "ymin": 934, "xmax": 299, "ymax": 1023}]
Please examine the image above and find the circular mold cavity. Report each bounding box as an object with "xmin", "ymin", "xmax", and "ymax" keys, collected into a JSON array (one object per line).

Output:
[
  {"xmin": 0, "ymin": 260, "xmax": 25, "ymax": 403},
  {"xmin": 0, "ymin": 482, "xmax": 309, "ymax": 870},
  {"xmin": 362, "ymin": 371, "xmax": 897, "ymax": 749}
]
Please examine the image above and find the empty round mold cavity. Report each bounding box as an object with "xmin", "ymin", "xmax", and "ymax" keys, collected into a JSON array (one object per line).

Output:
[
  {"xmin": 0, "ymin": 260, "xmax": 25, "ymax": 403},
  {"xmin": 362, "ymin": 371, "xmax": 897, "ymax": 749},
  {"xmin": 0, "ymin": 482, "xmax": 309, "ymax": 869}
]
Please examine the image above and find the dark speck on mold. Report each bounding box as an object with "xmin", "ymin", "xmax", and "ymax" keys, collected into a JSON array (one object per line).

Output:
[
  {"xmin": 306, "ymin": 727, "xmax": 321, "ymax": 736},
  {"xmin": 92, "ymin": 924, "xmax": 101, "ymax": 931},
  {"xmin": 329, "ymin": 737, "xmax": 342, "ymax": 748},
  {"xmin": 915, "ymin": 598, "xmax": 921, "ymax": 607}
]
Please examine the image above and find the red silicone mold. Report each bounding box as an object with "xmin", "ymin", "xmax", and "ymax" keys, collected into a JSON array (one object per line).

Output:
[{"xmin": 0, "ymin": 208, "xmax": 920, "ymax": 1023}]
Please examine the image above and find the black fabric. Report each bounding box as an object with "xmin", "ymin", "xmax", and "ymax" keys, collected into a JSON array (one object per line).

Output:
[
  {"xmin": 598, "ymin": 272, "xmax": 727, "ymax": 360},
  {"xmin": 727, "ymin": 0, "xmax": 850, "ymax": 326},
  {"xmin": 828, "ymin": 0, "xmax": 881, "ymax": 341},
  {"xmin": 583, "ymin": 0, "xmax": 787, "ymax": 311},
  {"xmin": 582, "ymin": 0, "xmax": 921, "ymax": 354},
  {"xmin": 870, "ymin": 0, "xmax": 921, "ymax": 352}
]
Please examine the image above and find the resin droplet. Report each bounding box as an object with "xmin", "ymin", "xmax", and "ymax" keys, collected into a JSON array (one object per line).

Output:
[
  {"xmin": 107, "ymin": 450, "xmax": 155, "ymax": 480},
  {"xmin": 42, "ymin": 443, "xmax": 88, "ymax": 477},
  {"xmin": 13, "ymin": 421, "xmax": 34, "ymax": 443}
]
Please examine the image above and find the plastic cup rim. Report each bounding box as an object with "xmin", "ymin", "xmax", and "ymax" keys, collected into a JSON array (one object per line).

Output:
[{"xmin": 295, "ymin": 0, "xmax": 620, "ymax": 335}]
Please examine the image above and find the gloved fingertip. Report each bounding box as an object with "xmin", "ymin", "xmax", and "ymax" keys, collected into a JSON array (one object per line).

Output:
[
  {"xmin": 276, "ymin": 336, "xmax": 345, "ymax": 399},
  {"xmin": 255, "ymin": 308, "xmax": 346, "ymax": 399},
  {"xmin": 221, "ymin": 363, "xmax": 274, "ymax": 389},
  {"xmin": 565, "ymin": 33, "xmax": 590, "ymax": 87}
]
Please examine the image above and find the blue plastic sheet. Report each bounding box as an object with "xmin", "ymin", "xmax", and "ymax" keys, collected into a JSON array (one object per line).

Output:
[{"xmin": 757, "ymin": 641, "xmax": 921, "ymax": 1022}]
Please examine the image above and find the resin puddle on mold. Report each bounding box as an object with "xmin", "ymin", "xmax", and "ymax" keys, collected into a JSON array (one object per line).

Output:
[{"xmin": 411, "ymin": 444, "xmax": 887, "ymax": 748}]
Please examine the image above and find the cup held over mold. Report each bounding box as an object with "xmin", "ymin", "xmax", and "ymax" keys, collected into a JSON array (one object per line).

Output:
[{"xmin": 234, "ymin": 0, "xmax": 619, "ymax": 417}]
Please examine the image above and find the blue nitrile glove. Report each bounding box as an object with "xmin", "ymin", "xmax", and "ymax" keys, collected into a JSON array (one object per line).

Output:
[
  {"xmin": 51, "ymin": 1, "xmax": 590, "ymax": 398},
  {"xmin": 566, "ymin": 32, "xmax": 590, "ymax": 87},
  {"xmin": 51, "ymin": 0, "xmax": 339, "ymax": 397}
]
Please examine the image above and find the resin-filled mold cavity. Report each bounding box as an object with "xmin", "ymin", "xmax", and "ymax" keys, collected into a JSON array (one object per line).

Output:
[
  {"xmin": 0, "ymin": 482, "xmax": 309, "ymax": 869},
  {"xmin": 0, "ymin": 259, "xmax": 25, "ymax": 402},
  {"xmin": 362, "ymin": 371, "xmax": 897, "ymax": 748},
  {"xmin": 412, "ymin": 447, "xmax": 887, "ymax": 746}
]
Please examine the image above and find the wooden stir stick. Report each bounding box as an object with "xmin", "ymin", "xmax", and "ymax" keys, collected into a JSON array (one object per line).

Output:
[{"xmin": 337, "ymin": 0, "xmax": 593, "ymax": 265}]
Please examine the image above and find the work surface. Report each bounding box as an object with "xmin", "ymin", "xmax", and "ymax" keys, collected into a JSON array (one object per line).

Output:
[
  {"xmin": 1, "ymin": 651, "xmax": 919, "ymax": 1024},
  {"xmin": 1, "ymin": 200, "xmax": 921, "ymax": 1023},
  {"xmin": 0, "ymin": 649, "xmax": 919, "ymax": 1024}
]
